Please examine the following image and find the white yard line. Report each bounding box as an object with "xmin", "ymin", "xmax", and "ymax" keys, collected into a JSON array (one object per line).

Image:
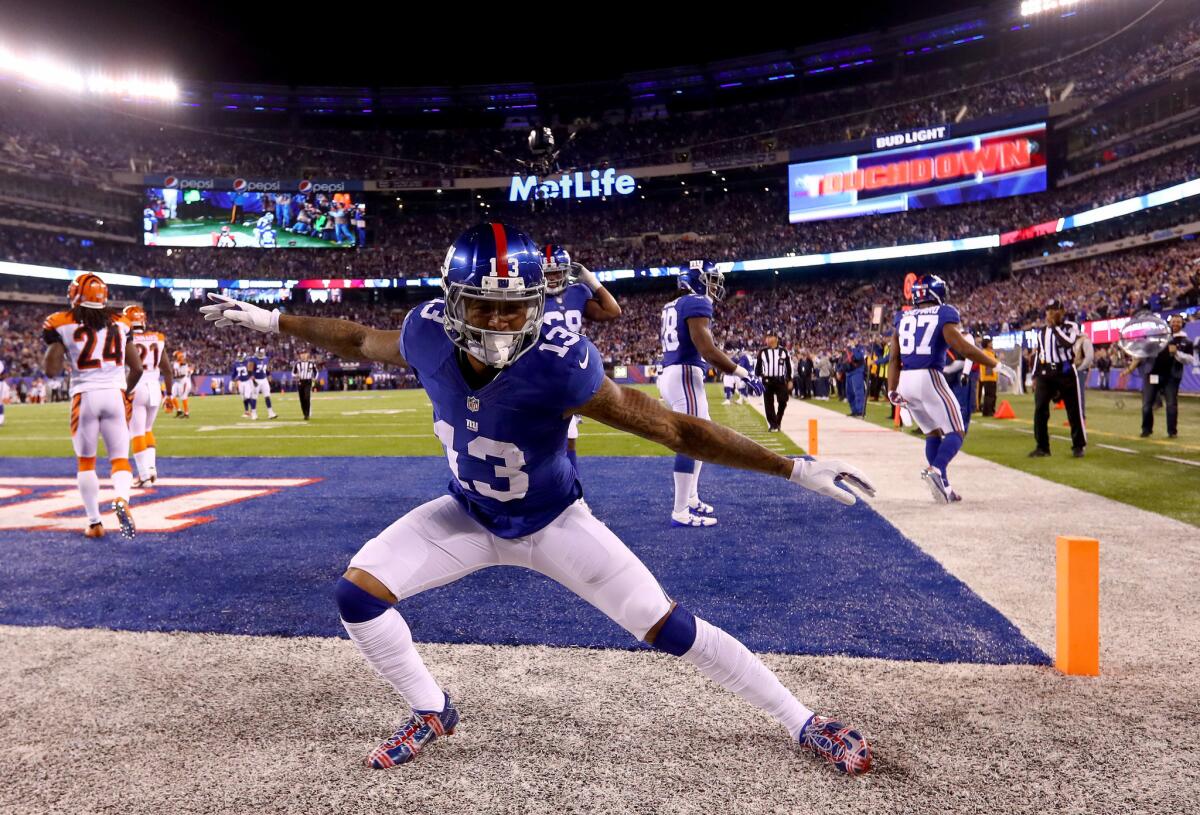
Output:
[{"xmin": 1155, "ymin": 455, "xmax": 1200, "ymax": 467}]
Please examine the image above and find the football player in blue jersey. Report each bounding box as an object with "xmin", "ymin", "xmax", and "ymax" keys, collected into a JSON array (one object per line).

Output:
[
  {"xmin": 540, "ymin": 244, "xmax": 622, "ymax": 475},
  {"xmin": 885, "ymin": 274, "xmax": 997, "ymax": 503},
  {"xmin": 659, "ymin": 260, "xmax": 765, "ymax": 527},
  {"xmin": 248, "ymin": 346, "xmax": 278, "ymax": 419},
  {"xmin": 254, "ymin": 212, "xmax": 276, "ymax": 248},
  {"xmin": 201, "ymin": 223, "xmax": 875, "ymax": 776},
  {"xmin": 723, "ymin": 349, "xmax": 754, "ymax": 405},
  {"xmin": 231, "ymin": 353, "xmax": 254, "ymax": 418}
]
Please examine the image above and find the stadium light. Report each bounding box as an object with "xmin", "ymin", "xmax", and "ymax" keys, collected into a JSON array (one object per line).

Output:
[
  {"xmin": 1020, "ymin": 0, "xmax": 1088, "ymax": 16},
  {"xmin": 0, "ymin": 41, "xmax": 178, "ymax": 101}
]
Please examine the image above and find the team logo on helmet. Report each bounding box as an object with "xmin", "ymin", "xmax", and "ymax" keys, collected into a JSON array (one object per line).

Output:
[{"xmin": 441, "ymin": 223, "xmax": 546, "ymax": 368}]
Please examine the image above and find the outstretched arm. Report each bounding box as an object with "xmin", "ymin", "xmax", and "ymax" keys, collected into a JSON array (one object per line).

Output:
[
  {"xmin": 577, "ymin": 378, "xmax": 873, "ymax": 504},
  {"xmin": 687, "ymin": 317, "xmax": 743, "ymax": 376},
  {"xmin": 201, "ymin": 294, "xmax": 406, "ymax": 367},
  {"xmin": 943, "ymin": 323, "xmax": 995, "ymax": 368}
]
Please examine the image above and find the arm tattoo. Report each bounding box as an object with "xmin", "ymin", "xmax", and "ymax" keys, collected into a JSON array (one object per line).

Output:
[
  {"xmin": 580, "ymin": 379, "xmax": 791, "ymax": 478},
  {"xmin": 278, "ymin": 315, "xmax": 404, "ymax": 366}
]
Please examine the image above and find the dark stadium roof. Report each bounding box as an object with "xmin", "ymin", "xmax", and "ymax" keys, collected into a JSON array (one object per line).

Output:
[{"xmin": 8, "ymin": 0, "xmax": 980, "ymax": 85}]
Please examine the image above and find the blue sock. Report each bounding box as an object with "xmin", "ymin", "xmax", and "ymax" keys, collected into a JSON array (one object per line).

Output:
[
  {"xmin": 933, "ymin": 433, "xmax": 963, "ymax": 481},
  {"xmin": 567, "ymin": 447, "xmax": 578, "ymax": 471},
  {"xmin": 250, "ymin": 398, "xmax": 257, "ymax": 411},
  {"xmin": 925, "ymin": 435, "xmax": 942, "ymax": 466},
  {"xmin": 265, "ymin": 396, "xmax": 273, "ymax": 409},
  {"xmin": 724, "ymin": 387, "xmax": 732, "ymax": 399}
]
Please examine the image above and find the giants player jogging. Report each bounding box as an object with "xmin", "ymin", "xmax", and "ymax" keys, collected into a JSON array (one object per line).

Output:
[
  {"xmin": 232, "ymin": 353, "xmax": 254, "ymax": 417},
  {"xmin": 540, "ymin": 244, "xmax": 622, "ymax": 474},
  {"xmin": 248, "ymin": 347, "xmax": 278, "ymax": 419},
  {"xmin": 658, "ymin": 260, "xmax": 764, "ymax": 527},
  {"xmin": 201, "ymin": 223, "xmax": 876, "ymax": 776},
  {"xmin": 886, "ymin": 274, "xmax": 996, "ymax": 503},
  {"xmin": 42, "ymin": 273, "xmax": 142, "ymax": 538},
  {"xmin": 125, "ymin": 306, "xmax": 174, "ymax": 487}
]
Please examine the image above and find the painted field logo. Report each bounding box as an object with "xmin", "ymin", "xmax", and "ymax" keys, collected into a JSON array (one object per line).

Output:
[{"xmin": 0, "ymin": 477, "xmax": 320, "ymax": 533}]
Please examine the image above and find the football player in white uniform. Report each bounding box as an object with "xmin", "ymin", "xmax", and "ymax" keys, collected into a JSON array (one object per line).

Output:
[
  {"xmin": 170, "ymin": 351, "xmax": 193, "ymax": 418},
  {"xmin": 255, "ymin": 212, "xmax": 277, "ymax": 248},
  {"xmin": 124, "ymin": 305, "xmax": 174, "ymax": 487},
  {"xmin": 42, "ymin": 273, "xmax": 142, "ymax": 538},
  {"xmin": 215, "ymin": 225, "xmax": 237, "ymax": 248}
]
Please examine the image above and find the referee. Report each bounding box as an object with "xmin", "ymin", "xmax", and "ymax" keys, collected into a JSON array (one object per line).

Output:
[
  {"xmin": 1030, "ymin": 300, "xmax": 1086, "ymax": 458},
  {"xmin": 293, "ymin": 352, "xmax": 319, "ymax": 420},
  {"xmin": 756, "ymin": 334, "xmax": 792, "ymax": 432}
]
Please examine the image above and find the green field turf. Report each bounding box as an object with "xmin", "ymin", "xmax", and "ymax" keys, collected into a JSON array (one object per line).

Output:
[
  {"xmin": 0, "ymin": 385, "xmax": 800, "ymax": 459},
  {"xmin": 821, "ymin": 389, "xmax": 1200, "ymax": 527}
]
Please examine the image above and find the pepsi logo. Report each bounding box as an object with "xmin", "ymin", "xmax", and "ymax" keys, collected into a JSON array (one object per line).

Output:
[
  {"xmin": 298, "ymin": 180, "xmax": 312, "ymax": 194},
  {"xmin": 232, "ymin": 178, "xmax": 247, "ymax": 192},
  {"xmin": 163, "ymin": 176, "xmax": 178, "ymax": 188}
]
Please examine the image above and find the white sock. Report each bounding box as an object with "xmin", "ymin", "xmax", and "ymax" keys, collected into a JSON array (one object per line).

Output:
[
  {"xmin": 689, "ymin": 462, "xmax": 703, "ymax": 503},
  {"xmin": 147, "ymin": 446, "xmax": 157, "ymax": 474},
  {"xmin": 134, "ymin": 450, "xmax": 152, "ymax": 480},
  {"xmin": 681, "ymin": 617, "xmax": 813, "ymax": 739},
  {"xmin": 77, "ymin": 470, "xmax": 101, "ymax": 523},
  {"xmin": 673, "ymin": 472, "xmax": 693, "ymax": 514},
  {"xmin": 111, "ymin": 470, "xmax": 133, "ymax": 503},
  {"xmin": 342, "ymin": 608, "xmax": 445, "ymax": 712}
]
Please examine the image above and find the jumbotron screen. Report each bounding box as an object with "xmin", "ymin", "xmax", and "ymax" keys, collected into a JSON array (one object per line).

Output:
[
  {"xmin": 142, "ymin": 188, "xmax": 365, "ymax": 248},
  {"xmin": 787, "ymin": 123, "xmax": 1047, "ymax": 223}
]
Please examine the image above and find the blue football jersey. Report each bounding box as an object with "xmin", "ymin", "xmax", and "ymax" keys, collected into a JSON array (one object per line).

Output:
[
  {"xmin": 232, "ymin": 360, "xmax": 250, "ymax": 381},
  {"xmin": 400, "ymin": 300, "xmax": 605, "ymax": 538},
  {"xmin": 251, "ymin": 356, "xmax": 269, "ymax": 379},
  {"xmin": 661, "ymin": 293, "xmax": 714, "ymax": 368},
  {"xmin": 894, "ymin": 304, "xmax": 960, "ymax": 371},
  {"xmin": 542, "ymin": 283, "xmax": 593, "ymax": 335}
]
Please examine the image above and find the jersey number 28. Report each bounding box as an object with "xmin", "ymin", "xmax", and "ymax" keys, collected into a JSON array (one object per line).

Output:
[{"xmin": 661, "ymin": 307, "xmax": 680, "ymax": 352}]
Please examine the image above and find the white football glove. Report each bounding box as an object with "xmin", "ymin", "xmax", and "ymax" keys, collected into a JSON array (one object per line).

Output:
[
  {"xmin": 200, "ymin": 293, "xmax": 280, "ymax": 334},
  {"xmin": 572, "ymin": 262, "xmax": 601, "ymax": 293},
  {"xmin": 789, "ymin": 457, "xmax": 876, "ymax": 506},
  {"xmin": 887, "ymin": 390, "xmax": 907, "ymax": 406}
]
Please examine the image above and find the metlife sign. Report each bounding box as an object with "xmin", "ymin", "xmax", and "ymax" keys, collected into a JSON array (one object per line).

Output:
[{"xmin": 509, "ymin": 168, "xmax": 636, "ymax": 202}]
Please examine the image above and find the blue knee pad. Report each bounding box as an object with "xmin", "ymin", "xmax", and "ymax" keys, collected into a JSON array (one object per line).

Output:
[
  {"xmin": 335, "ymin": 576, "xmax": 392, "ymax": 623},
  {"xmin": 651, "ymin": 604, "xmax": 697, "ymax": 656}
]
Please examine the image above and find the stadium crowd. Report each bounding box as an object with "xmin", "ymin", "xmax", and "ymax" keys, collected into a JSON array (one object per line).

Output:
[
  {"xmin": 4, "ymin": 239, "xmax": 1197, "ymax": 382},
  {"xmin": 0, "ymin": 7, "xmax": 1196, "ymax": 182}
]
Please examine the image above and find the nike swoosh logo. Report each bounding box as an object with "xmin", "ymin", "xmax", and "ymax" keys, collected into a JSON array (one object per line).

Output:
[{"xmin": 579, "ymin": 349, "xmax": 589, "ymax": 369}]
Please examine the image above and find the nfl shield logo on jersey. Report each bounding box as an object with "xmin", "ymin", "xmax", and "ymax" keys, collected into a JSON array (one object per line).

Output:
[{"xmin": 466, "ymin": 396, "xmax": 480, "ymax": 412}]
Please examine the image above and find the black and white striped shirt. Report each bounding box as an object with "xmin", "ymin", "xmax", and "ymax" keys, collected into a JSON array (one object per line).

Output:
[
  {"xmin": 1035, "ymin": 321, "xmax": 1080, "ymax": 368},
  {"xmin": 756, "ymin": 347, "xmax": 792, "ymax": 379},
  {"xmin": 293, "ymin": 360, "xmax": 319, "ymax": 380}
]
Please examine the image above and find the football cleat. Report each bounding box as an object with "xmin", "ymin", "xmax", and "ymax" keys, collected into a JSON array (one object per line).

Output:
[
  {"xmin": 722, "ymin": 399, "xmax": 732, "ymax": 406},
  {"xmin": 799, "ymin": 714, "xmax": 872, "ymax": 776},
  {"xmin": 948, "ymin": 489, "xmax": 963, "ymax": 503},
  {"xmin": 268, "ymin": 410, "xmax": 278, "ymax": 419},
  {"xmin": 111, "ymin": 498, "xmax": 136, "ymax": 539},
  {"xmin": 688, "ymin": 498, "xmax": 715, "ymax": 516},
  {"xmin": 920, "ymin": 467, "xmax": 951, "ymax": 504},
  {"xmin": 671, "ymin": 510, "xmax": 718, "ymax": 527},
  {"xmin": 84, "ymin": 522, "xmax": 105, "ymax": 539},
  {"xmin": 134, "ymin": 472, "xmax": 157, "ymax": 489},
  {"xmin": 365, "ymin": 693, "xmax": 459, "ymax": 769}
]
